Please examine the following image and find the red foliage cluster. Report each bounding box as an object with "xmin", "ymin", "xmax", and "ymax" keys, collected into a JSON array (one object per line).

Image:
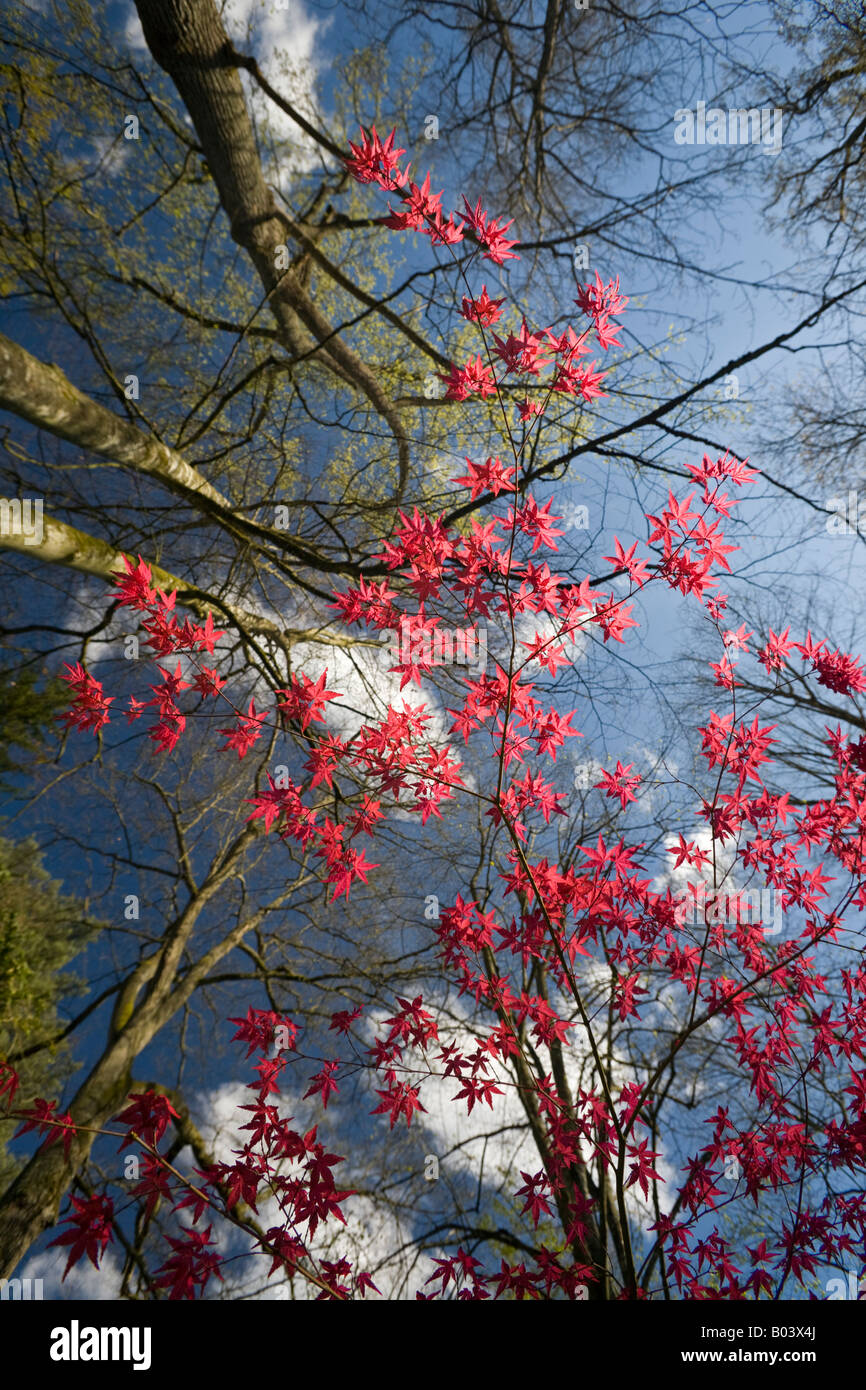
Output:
[{"xmin": 6, "ymin": 126, "xmax": 866, "ymax": 1300}]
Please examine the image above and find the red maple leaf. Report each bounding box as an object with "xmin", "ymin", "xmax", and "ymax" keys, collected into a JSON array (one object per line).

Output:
[{"xmin": 48, "ymin": 1193, "xmax": 114, "ymax": 1280}]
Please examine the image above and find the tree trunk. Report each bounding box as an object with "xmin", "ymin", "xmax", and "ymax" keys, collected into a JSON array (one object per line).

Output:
[
  {"xmin": 135, "ymin": 0, "xmax": 410, "ymax": 499},
  {"xmin": 0, "ymin": 827, "xmax": 265, "ymax": 1276},
  {"xmin": 0, "ymin": 331, "xmax": 231, "ymax": 509}
]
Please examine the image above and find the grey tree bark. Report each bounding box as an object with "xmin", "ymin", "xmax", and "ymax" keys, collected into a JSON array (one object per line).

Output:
[
  {"xmin": 135, "ymin": 0, "xmax": 411, "ymax": 500},
  {"xmin": 0, "ymin": 820, "xmax": 307, "ymax": 1276}
]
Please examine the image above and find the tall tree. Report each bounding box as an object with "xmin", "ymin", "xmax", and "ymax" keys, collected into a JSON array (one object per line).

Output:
[{"xmin": 1, "ymin": 0, "xmax": 865, "ymax": 1297}]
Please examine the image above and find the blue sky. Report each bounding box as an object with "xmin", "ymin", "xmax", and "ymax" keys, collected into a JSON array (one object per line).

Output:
[{"xmin": 3, "ymin": 0, "xmax": 865, "ymax": 1298}]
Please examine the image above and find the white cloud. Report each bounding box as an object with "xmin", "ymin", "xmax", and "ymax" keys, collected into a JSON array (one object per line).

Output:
[
  {"xmin": 124, "ymin": 5, "xmax": 148, "ymax": 54},
  {"xmin": 123, "ymin": 0, "xmax": 331, "ymax": 180},
  {"xmin": 223, "ymin": 0, "xmax": 331, "ymax": 180},
  {"xmin": 18, "ymin": 1248, "xmax": 123, "ymax": 1300},
  {"xmin": 653, "ymin": 824, "xmax": 738, "ymax": 903}
]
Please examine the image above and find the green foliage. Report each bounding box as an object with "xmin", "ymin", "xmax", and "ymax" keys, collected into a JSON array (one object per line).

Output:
[
  {"xmin": 0, "ymin": 834, "xmax": 103, "ymax": 1191},
  {"xmin": 0, "ymin": 668, "xmax": 68, "ymax": 795},
  {"xmin": 0, "ymin": 658, "xmax": 102, "ymax": 1190}
]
